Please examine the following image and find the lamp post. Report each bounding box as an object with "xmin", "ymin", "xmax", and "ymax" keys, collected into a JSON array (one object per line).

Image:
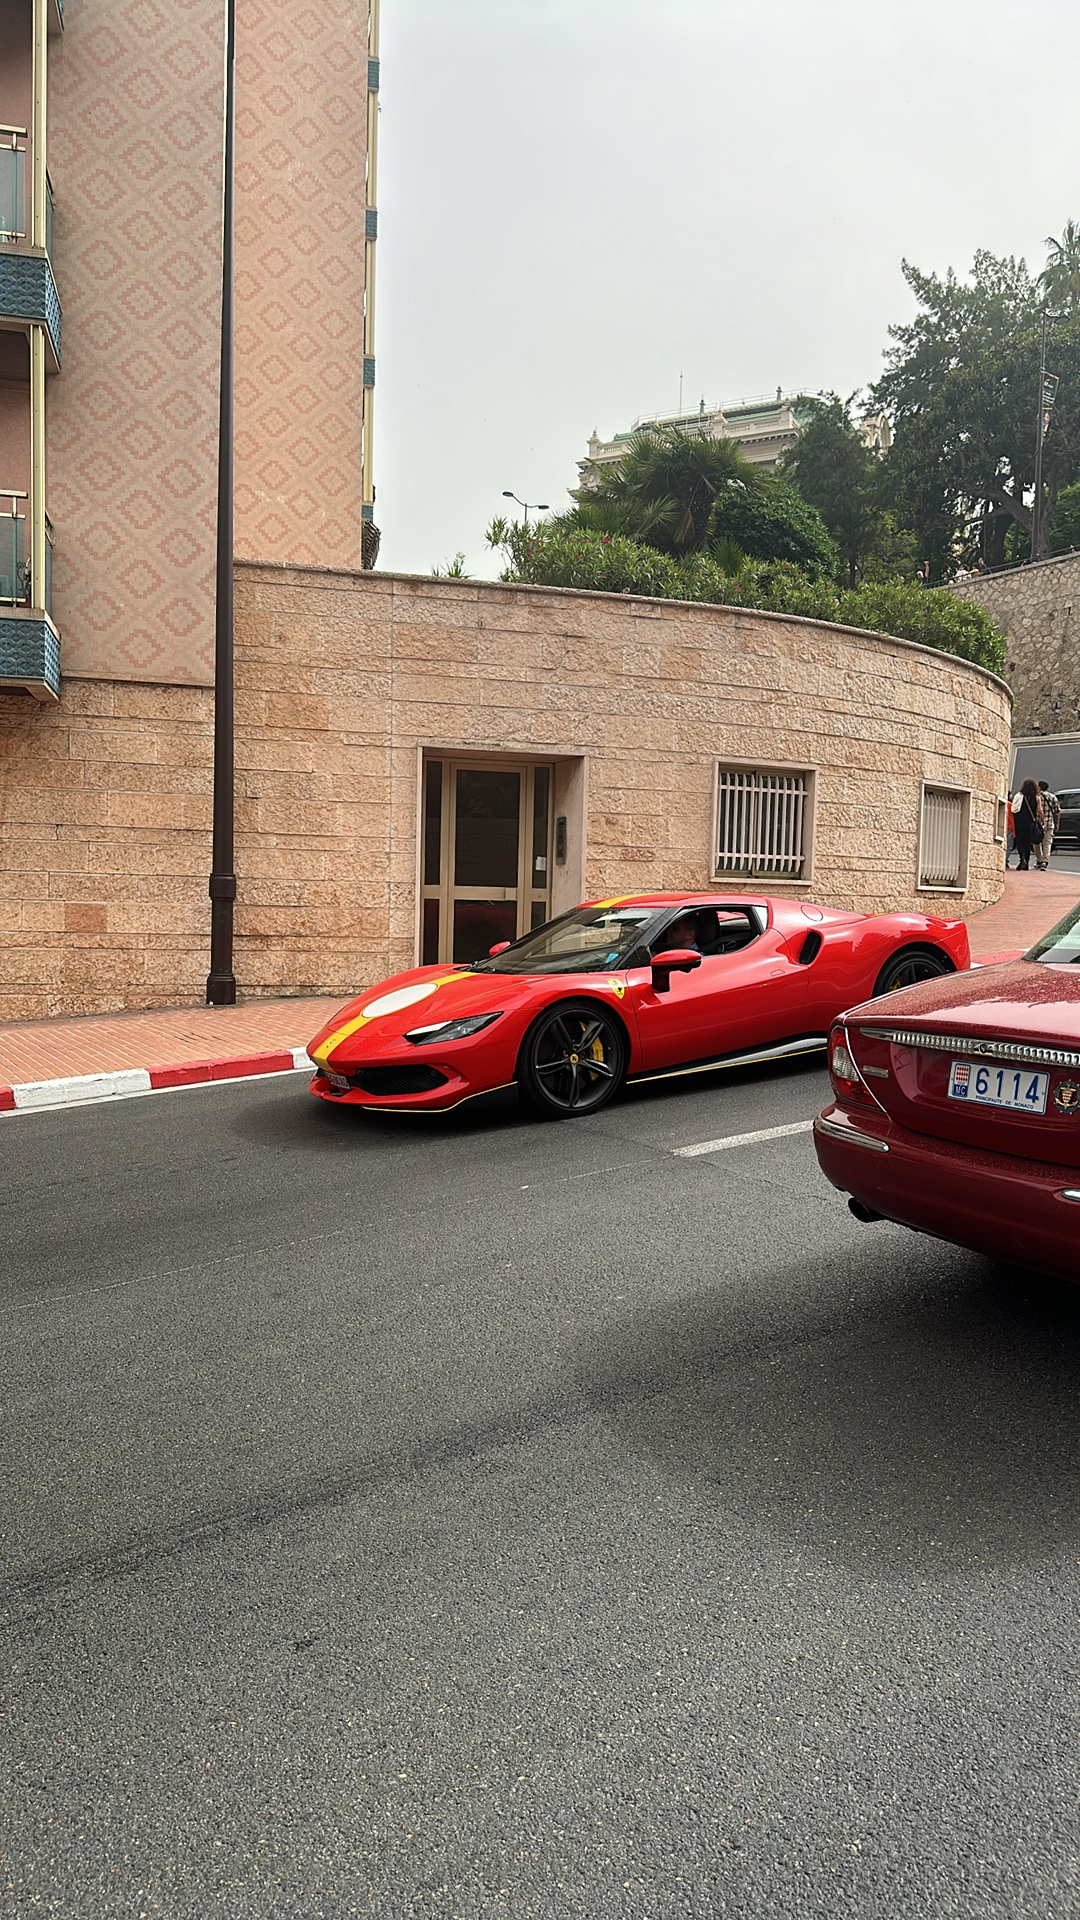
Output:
[
  {"xmin": 1032, "ymin": 312, "xmax": 1048, "ymax": 563},
  {"xmin": 1031, "ymin": 313, "xmax": 1060, "ymax": 563},
  {"xmin": 502, "ymin": 490, "xmax": 548, "ymax": 526},
  {"xmin": 207, "ymin": 0, "xmax": 236, "ymax": 1004}
]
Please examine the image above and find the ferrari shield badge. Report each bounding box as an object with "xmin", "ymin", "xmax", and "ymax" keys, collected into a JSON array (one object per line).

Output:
[
  {"xmin": 607, "ymin": 977, "xmax": 626, "ymax": 999},
  {"xmin": 1054, "ymin": 1080, "xmax": 1080, "ymax": 1114}
]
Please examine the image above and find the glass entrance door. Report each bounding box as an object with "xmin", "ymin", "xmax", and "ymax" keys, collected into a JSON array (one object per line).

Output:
[{"xmin": 421, "ymin": 759, "xmax": 553, "ymax": 964}]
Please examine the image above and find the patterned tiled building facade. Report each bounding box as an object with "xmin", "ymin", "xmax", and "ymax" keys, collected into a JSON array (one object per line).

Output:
[{"xmin": 0, "ymin": 0, "xmax": 376, "ymax": 694}]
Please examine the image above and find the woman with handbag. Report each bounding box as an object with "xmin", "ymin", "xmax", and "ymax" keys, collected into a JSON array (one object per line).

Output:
[{"xmin": 1012, "ymin": 778, "xmax": 1046, "ymax": 870}]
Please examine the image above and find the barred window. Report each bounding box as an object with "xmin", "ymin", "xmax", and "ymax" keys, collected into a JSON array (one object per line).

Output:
[
  {"xmin": 714, "ymin": 766, "xmax": 812, "ymax": 880},
  {"xmin": 918, "ymin": 784, "xmax": 970, "ymax": 890}
]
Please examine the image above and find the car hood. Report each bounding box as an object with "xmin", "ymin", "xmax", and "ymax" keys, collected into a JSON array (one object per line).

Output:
[
  {"xmin": 846, "ymin": 957, "xmax": 1080, "ymax": 1045},
  {"xmin": 307, "ymin": 963, "xmax": 628, "ymax": 1066},
  {"xmin": 307, "ymin": 966, "xmax": 516, "ymax": 1065}
]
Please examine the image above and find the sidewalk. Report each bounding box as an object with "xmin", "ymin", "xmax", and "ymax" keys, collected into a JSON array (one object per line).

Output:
[
  {"xmin": 964, "ymin": 863, "xmax": 1078, "ymax": 960},
  {"xmin": 1, "ymin": 869, "xmax": 1077, "ymax": 1107},
  {"xmin": 0, "ymin": 995, "xmax": 342, "ymax": 1110}
]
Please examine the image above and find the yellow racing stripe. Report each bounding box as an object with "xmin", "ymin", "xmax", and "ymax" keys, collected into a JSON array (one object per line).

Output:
[{"xmin": 311, "ymin": 972, "xmax": 466, "ymax": 1067}]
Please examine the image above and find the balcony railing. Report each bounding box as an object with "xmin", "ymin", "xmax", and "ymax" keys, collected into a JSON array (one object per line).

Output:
[
  {"xmin": 0, "ymin": 493, "xmax": 27, "ymax": 603},
  {"xmin": 0, "ymin": 130, "xmax": 26, "ymax": 244},
  {"xmin": 0, "ymin": 491, "xmax": 53, "ymax": 615},
  {"xmin": 0, "ymin": 134, "xmax": 54, "ymax": 257}
]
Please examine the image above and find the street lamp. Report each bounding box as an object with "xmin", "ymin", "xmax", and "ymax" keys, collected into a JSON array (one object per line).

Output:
[
  {"xmin": 1032, "ymin": 311, "xmax": 1060, "ymax": 563},
  {"xmin": 502, "ymin": 490, "xmax": 548, "ymax": 526}
]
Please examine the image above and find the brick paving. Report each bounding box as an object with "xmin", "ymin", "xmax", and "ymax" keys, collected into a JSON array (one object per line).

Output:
[
  {"xmin": 965, "ymin": 865, "xmax": 1079, "ymax": 959},
  {"xmin": 0, "ymin": 870, "xmax": 1076, "ymax": 1092},
  {"xmin": 0, "ymin": 997, "xmax": 342, "ymax": 1090}
]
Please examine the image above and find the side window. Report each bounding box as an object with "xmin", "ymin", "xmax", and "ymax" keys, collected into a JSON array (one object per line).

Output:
[{"xmin": 650, "ymin": 907, "xmax": 759, "ymax": 957}]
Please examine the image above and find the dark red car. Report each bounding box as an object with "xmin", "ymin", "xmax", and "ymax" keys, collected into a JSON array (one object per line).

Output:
[{"xmin": 814, "ymin": 903, "xmax": 1080, "ymax": 1282}]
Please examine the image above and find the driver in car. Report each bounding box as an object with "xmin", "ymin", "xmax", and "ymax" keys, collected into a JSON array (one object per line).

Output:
[{"xmin": 656, "ymin": 912, "xmax": 701, "ymax": 954}]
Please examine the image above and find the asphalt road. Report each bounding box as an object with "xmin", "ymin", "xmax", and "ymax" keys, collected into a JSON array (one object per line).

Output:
[{"xmin": 2, "ymin": 1059, "xmax": 1079, "ymax": 1919}]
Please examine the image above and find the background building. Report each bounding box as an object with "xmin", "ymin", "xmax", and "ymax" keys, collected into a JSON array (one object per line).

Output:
[
  {"xmin": 0, "ymin": 0, "xmax": 378, "ymax": 699},
  {"xmin": 580, "ymin": 393, "xmax": 891, "ymax": 485}
]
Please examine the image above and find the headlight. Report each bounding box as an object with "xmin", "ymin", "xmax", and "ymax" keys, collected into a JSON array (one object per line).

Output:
[{"xmin": 405, "ymin": 1012, "xmax": 503, "ymax": 1046}]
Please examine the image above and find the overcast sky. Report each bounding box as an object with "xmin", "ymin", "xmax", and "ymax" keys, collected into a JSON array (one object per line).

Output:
[{"xmin": 374, "ymin": 0, "xmax": 1080, "ymax": 581}]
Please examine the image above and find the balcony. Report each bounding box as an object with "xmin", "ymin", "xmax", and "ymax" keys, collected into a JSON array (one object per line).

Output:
[
  {"xmin": 0, "ymin": 608, "xmax": 59, "ymax": 699},
  {"xmin": 0, "ymin": 131, "xmax": 26, "ymax": 245},
  {"xmin": 0, "ymin": 494, "xmax": 58, "ymax": 699},
  {"xmin": 0, "ymin": 131, "xmax": 60, "ymax": 365},
  {"xmin": 1, "ymin": 491, "xmax": 54, "ymax": 616}
]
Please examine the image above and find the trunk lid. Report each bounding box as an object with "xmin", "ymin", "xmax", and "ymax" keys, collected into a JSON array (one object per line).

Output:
[{"xmin": 846, "ymin": 959, "xmax": 1080, "ymax": 1168}]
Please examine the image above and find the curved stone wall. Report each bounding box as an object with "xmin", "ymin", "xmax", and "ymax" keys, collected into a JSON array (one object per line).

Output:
[{"xmin": 0, "ymin": 566, "xmax": 1012, "ymax": 1017}]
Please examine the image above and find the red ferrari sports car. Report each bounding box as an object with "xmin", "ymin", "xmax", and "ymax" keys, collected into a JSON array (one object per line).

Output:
[
  {"xmin": 814, "ymin": 901, "xmax": 1080, "ymax": 1283},
  {"xmin": 307, "ymin": 893, "xmax": 969, "ymax": 1119}
]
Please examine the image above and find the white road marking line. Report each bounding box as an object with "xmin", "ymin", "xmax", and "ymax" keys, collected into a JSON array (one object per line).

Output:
[
  {"xmin": 520, "ymin": 1164, "xmax": 629, "ymax": 1190},
  {"xmin": 673, "ymin": 1119, "xmax": 814, "ymax": 1157}
]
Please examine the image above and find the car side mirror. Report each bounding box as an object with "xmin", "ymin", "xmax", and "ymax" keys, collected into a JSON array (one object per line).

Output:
[
  {"xmin": 488, "ymin": 940, "xmax": 512, "ymax": 956},
  {"xmin": 650, "ymin": 948, "xmax": 702, "ymax": 993}
]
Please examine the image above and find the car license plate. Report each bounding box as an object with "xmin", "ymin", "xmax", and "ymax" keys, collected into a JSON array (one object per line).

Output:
[
  {"xmin": 948, "ymin": 1060, "xmax": 1049, "ymax": 1113},
  {"xmin": 326, "ymin": 1072, "xmax": 350, "ymax": 1091}
]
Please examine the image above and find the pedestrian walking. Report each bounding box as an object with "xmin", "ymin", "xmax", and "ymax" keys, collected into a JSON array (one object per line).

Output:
[
  {"xmin": 1012, "ymin": 778, "xmax": 1046, "ymax": 870},
  {"xmin": 1037, "ymin": 781, "xmax": 1061, "ymax": 869},
  {"xmin": 1006, "ymin": 791, "xmax": 1016, "ymax": 866}
]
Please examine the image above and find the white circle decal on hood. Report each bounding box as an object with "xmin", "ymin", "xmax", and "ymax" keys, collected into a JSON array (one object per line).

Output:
[{"xmin": 361, "ymin": 981, "xmax": 440, "ymax": 1020}]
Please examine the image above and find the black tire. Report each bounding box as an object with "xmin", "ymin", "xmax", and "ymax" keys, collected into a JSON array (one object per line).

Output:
[
  {"xmin": 872, "ymin": 945, "xmax": 953, "ymax": 997},
  {"xmin": 517, "ymin": 1000, "xmax": 628, "ymax": 1119}
]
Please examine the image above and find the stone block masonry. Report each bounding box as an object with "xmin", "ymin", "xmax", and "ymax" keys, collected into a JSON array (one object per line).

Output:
[
  {"xmin": 0, "ymin": 567, "xmax": 1011, "ymax": 1021},
  {"xmin": 951, "ymin": 551, "xmax": 1080, "ymax": 735}
]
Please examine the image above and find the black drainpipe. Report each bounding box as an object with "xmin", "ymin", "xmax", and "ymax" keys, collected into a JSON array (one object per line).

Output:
[{"xmin": 207, "ymin": 0, "xmax": 236, "ymax": 1005}]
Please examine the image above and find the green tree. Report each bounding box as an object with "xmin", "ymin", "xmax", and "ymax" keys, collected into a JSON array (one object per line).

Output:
[
  {"xmin": 706, "ymin": 476, "xmax": 836, "ymax": 577},
  {"xmin": 1049, "ymin": 479, "xmax": 1080, "ymax": 552},
  {"xmin": 573, "ymin": 425, "xmax": 836, "ymax": 578},
  {"xmin": 1041, "ymin": 220, "xmax": 1080, "ymax": 314},
  {"xmin": 573, "ymin": 425, "xmax": 762, "ymax": 555},
  {"xmin": 781, "ymin": 394, "xmax": 889, "ymax": 587},
  {"xmin": 873, "ymin": 249, "xmax": 1080, "ymax": 567}
]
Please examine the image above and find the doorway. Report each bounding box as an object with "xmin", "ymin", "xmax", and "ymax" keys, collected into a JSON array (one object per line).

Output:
[{"xmin": 420, "ymin": 758, "xmax": 555, "ymax": 964}]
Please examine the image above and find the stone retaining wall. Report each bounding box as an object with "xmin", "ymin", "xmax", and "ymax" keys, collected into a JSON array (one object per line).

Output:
[
  {"xmin": 950, "ymin": 551, "xmax": 1080, "ymax": 734},
  {"xmin": 0, "ymin": 567, "xmax": 1012, "ymax": 1020}
]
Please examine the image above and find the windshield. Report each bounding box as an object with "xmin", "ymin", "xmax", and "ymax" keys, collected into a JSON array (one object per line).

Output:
[
  {"xmin": 1026, "ymin": 902, "xmax": 1080, "ymax": 965},
  {"xmin": 469, "ymin": 905, "xmax": 661, "ymax": 974}
]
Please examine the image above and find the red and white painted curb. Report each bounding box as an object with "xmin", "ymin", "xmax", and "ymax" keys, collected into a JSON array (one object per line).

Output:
[{"xmin": 0, "ymin": 1046, "xmax": 312, "ymax": 1115}]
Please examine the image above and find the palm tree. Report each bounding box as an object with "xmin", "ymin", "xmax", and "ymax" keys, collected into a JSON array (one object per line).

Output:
[
  {"xmin": 1040, "ymin": 220, "xmax": 1080, "ymax": 311},
  {"xmin": 573, "ymin": 425, "xmax": 760, "ymax": 556}
]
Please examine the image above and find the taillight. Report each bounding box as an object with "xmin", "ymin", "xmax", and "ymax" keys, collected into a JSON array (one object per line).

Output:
[{"xmin": 828, "ymin": 1022, "xmax": 868, "ymax": 1101}]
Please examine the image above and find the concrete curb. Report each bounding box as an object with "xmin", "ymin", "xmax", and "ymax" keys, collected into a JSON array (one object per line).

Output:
[{"xmin": 0, "ymin": 1047, "xmax": 312, "ymax": 1115}]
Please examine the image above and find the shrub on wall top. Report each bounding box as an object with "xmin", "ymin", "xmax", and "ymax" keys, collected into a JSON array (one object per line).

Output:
[{"xmin": 486, "ymin": 518, "xmax": 1007, "ymax": 677}]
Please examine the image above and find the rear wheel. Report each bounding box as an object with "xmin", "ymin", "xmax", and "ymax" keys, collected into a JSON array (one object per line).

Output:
[
  {"xmin": 872, "ymin": 945, "xmax": 952, "ymax": 997},
  {"xmin": 517, "ymin": 1000, "xmax": 628, "ymax": 1119}
]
